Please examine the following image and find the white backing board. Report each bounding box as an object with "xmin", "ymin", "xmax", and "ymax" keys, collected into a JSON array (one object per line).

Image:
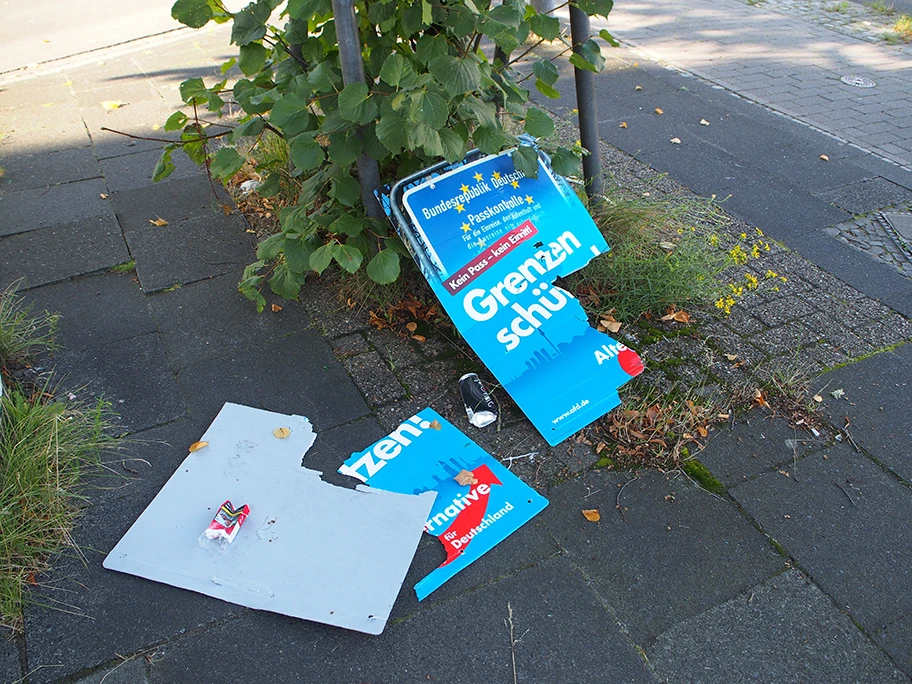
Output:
[{"xmin": 103, "ymin": 403, "xmax": 436, "ymax": 635}]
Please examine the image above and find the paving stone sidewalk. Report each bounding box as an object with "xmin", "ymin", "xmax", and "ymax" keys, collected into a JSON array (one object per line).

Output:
[{"xmin": 1, "ymin": 19, "xmax": 911, "ymax": 684}]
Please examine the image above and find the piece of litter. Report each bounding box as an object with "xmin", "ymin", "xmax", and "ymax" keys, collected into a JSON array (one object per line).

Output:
[
  {"xmin": 700, "ymin": 119, "xmax": 710, "ymax": 126},
  {"xmin": 340, "ymin": 409, "xmax": 548, "ymax": 601},
  {"xmin": 810, "ymin": 427, "xmax": 820, "ymax": 437},
  {"xmin": 101, "ymin": 100, "xmax": 127, "ymax": 110},
  {"xmin": 272, "ymin": 426, "xmax": 291, "ymax": 439},
  {"xmin": 502, "ymin": 451, "xmax": 537, "ymax": 467},
  {"xmin": 67, "ymin": 392, "xmax": 77, "ymax": 400},
  {"xmin": 582, "ymin": 509, "xmax": 600, "ymax": 522},
  {"xmin": 104, "ymin": 403, "xmax": 432, "ymax": 635},
  {"xmin": 99, "ymin": 193, "xmax": 108, "ymax": 199},
  {"xmin": 459, "ymin": 373, "xmax": 497, "ymax": 428},
  {"xmin": 635, "ymin": 85, "xmax": 642, "ymax": 91},
  {"xmin": 239, "ymin": 179, "xmax": 262, "ymax": 195},
  {"xmin": 813, "ymin": 394, "xmax": 823, "ymax": 403},
  {"xmin": 670, "ymin": 137, "xmax": 681, "ymax": 144},
  {"xmin": 830, "ymin": 389, "xmax": 845, "ymax": 399},
  {"xmin": 820, "ymin": 154, "xmax": 830, "ymax": 162},
  {"xmin": 199, "ymin": 500, "xmax": 250, "ymax": 551},
  {"xmin": 619, "ymin": 121, "xmax": 628, "ymax": 128}
]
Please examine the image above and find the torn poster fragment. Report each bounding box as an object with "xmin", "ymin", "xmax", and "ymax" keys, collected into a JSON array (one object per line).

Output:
[
  {"xmin": 383, "ymin": 147, "xmax": 644, "ymax": 445},
  {"xmin": 339, "ymin": 408, "xmax": 548, "ymax": 600},
  {"xmin": 103, "ymin": 403, "xmax": 435, "ymax": 635}
]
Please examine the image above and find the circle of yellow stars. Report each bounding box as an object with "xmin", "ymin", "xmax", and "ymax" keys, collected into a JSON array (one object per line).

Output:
[{"xmin": 454, "ymin": 168, "xmax": 535, "ymax": 239}]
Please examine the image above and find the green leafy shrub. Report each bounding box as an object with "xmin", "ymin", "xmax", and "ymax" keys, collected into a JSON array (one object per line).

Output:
[{"xmin": 163, "ymin": 0, "xmax": 616, "ymax": 308}]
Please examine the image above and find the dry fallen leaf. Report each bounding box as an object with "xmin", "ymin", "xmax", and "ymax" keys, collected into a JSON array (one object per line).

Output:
[
  {"xmin": 411, "ymin": 334, "xmax": 426, "ymax": 342},
  {"xmin": 724, "ymin": 353, "xmax": 739, "ymax": 361},
  {"xmin": 718, "ymin": 413, "xmax": 730, "ymax": 419},
  {"xmin": 598, "ymin": 316, "xmax": 622, "ymax": 333},
  {"xmin": 101, "ymin": 100, "xmax": 127, "ymax": 110},
  {"xmin": 99, "ymin": 193, "xmax": 108, "ymax": 199},
  {"xmin": 619, "ymin": 121, "xmax": 628, "ymax": 128},
  {"xmin": 697, "ymin": 426, "xmax": 708, "ymax": 438},
  {"xmin": 149, "ymin": 217, "xmax": 168, "ymax": 226},
  {"xmin": 659, "ymin": 241, "xmax": 676, "ymax": 250},
  {"xmin": 670, "ymin": 137, "xmax": 682, "ymax": 144},
  {"xmin": 582, "ymin": 509, "xmax": 601, "ymax": 522},
  {"xmin": 273, "ymin": 427, "xmax": 291, "ymax": 439},
  {"xmin": 635, "ymin": 85, "xmax": 642, "ymax": 91},
  {"xmin": 700, "ymin": 118, "xmax": 710, "ymax": 126},
  {"xmin": 429, "ymin": 419, "xmax": 442, "ymax": 430},
  {"xmin": 188, "ymin": 441, "xmax": 209, "ymax": 452},
  {"xmin": 659, "ymin": 308, "xmax": 691, "ymax": 323},
  {"xmin": 812, "ymin": 394, "xmax": 823, "ymax": 403},
  {"xmin": 655, "ymin": 108, "xmax": 664, "ymax": 115},
  {"xmin": 754, "ymin": 389, "xmax": 768, "ymax": 407},
  {"xmin": 455, "ymin": 469, "xmax": 478, "ymax": 486},
  {"xmin": 271, "ymin": 303, "xmax": 283, "ymax": 312},
  {"xmin": 406, "ymin": 322, "xmax": 418, "ymax": 332},
  {"xmin": 819, "ymin": 154, "xmax": 830, "ymax": 162}
]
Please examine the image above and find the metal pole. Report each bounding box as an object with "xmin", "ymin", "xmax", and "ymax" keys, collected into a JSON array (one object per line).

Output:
[
  {"xmin": 329, "ymin": 0, "xmax": 384, "ymax": 218},
  {"xmin": 568, "ymin": 5, "xmax": 603, "ymax": 199}
]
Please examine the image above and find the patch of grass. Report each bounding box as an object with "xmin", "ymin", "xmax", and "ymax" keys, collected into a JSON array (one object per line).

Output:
[
  {"xmin": 109, "ymin": 260, "xmax": 136, "ymax": 274},
  {"xmin": 892, "ymin": 14, "xmax": 912, "ymax": 39},
  {"xmin": 0, "ymin": 281, "xmax": 58, "ymax": 369},
  {"xmin": 0, "ymin": 389, "xmax": 116, "ymax": 631},
  {"xmin": 826, "ymin": 1, "xmax": 850, "ymax": 12},
  {"xmin": 0, "ymin": 284, "xmax": 119, "ymax": 631},
  {"xmin": 681, "ymin": 458, "xmax": 726, "ymax": 495},
  {"xmin": 568, "ymin": 196, "xmax": 732, "ymax": 322},
  {"xmin": 868, "ymin": 0, "xmax": 896, "ymax": 14}
]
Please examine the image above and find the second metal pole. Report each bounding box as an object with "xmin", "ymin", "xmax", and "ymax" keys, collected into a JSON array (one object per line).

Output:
[
  {"xmin": 329, "ymin": 0, "xmax": 384, "ymax": 218},
  {"xmin": 568, "ymin": 5, "xmax": 603, "ymax": 199}
]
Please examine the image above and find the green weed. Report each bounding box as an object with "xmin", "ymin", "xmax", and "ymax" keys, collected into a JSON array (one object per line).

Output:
[
  {"xmin": 0, "ymin": 281, "xmax": 58, "ymax": 369},
  {"xmin": 0, "ymin": 388, "xmax": 117, "ymax": 630},
  {"xmin": 893, "ymin": 14, "xmax": 912, "ymax": 39},
  {"xmin": 110, "ymin": 260, "xmax": 136, "ymax": 274},
  {"xmin": 868, "ymin": 0, "xmax": 896, "ymax": 14},
  {"xmin": 569, "ymin": 197, "xmax": 732, "ymax": 322}
]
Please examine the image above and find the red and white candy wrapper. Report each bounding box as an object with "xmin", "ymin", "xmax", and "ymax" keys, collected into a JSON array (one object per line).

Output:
[{"xmin": 201, "ymin": 500, "xmax": 250, "ymax": 546}]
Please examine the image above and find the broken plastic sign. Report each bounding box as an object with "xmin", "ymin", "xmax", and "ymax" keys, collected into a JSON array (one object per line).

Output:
[
  {"xmin": 104, "ymin": 403, "xmax": 435, "ymax": 635},
  {"xmin": 340, "ymin": 408, "xmax": 548, "ymax": 600},
  {"xmin": 391, "ymin": 148, "xmax": 644, "ymax": 445}
]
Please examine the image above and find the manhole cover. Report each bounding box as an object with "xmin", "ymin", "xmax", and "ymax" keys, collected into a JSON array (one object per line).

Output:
[{"xmin": 840, "ymin": 75, "xmax": 876, "ymax": 88}]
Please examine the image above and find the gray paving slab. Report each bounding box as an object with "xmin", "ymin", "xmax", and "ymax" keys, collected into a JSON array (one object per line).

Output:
[
  {"xmin": 813, "ymin": 346, "xmax": 912, "ymax": 483},
  {"xmin": 0, "ymin": 213, "xmax": 129, "ymax": 288},
  {"xmin": 53, "ymin": 332, "xmax": 187, "ymax": 433},
  {"xmin": 818, "ymin": 178, "xmax": 912, "ymax": 215},
  {"xmin": 23, "ymin": 272, "xmax": 157, "ymax": 352},
  {"xmin": 1, "ymin": 101, "xmax": 88, "ymax": 153},
  {"xmin": 298, "ymin": 415, "xmax": 388, "ymax": 489},
  {"xmin": 540, "ymin": 471, "xmax": 784, "ymax": 642},
  {"xmin": 79, "ymin": 97, "xmax": 181, "ymax": 160},
  {"xmin": 649, "ymin": 569, "xmax": 909, "ymax": 684},
  {"xmin": 341, "ymin": 348, "xmax": 408, "ymax": 407},
  {"xmin": 0, "ymin": 178, "xmax": 111, "ymax": 237},
  {"xmin": 111, "ymin": 174, "xmax": 230, "ymax": 233},
  {"xmin": 174, "ymin": 331, "xmax": 370, "ymax": 433},
  {"xmin": 788, "ymin": 233, "xmax": 912, "ymax": 319},
  {"xmin": 146, "ymin": 558, "xmax": 656, "ymax": 684},
  {"xmin": 124, "ymin": 213, "xmax": 254, "ymax": 293},
  {"xmin": 100, "ymin": 147, "xmax": 202, "ymax": 193},
  {"xmin": 72, "ymin": 658, "xmax": 149, "ymax": 684},
  {"xmin": 146, "ymin": 273, "xmax": 312, "ymax": 371},
  {"xmin": 0, "ymin": 634, "xmax": 20, "ymax": 684},
  {"xmin": 636, "ymin": 140, "xmax": 757, "ymax": 200},
  {"xmin": 716, "ymin": 171, "xmax": 851, "ymax": 239},
  {"xmin": 0, "ymin": 145, "xmax": 102, "ymax": 194},
  {"xmin": 24, "ymin": 430, "xmax": 243, "ymax": 684},
  {"xmin": 697, "ymin": 413, "xmax": 826, "ymax": 488},
  {"xmin": 731, "ymin": 444, "xmax": 912, "ymax": 635},
  {"xmin": 876, "ymin": 613, "xmax": 912, "ymax": 677}
]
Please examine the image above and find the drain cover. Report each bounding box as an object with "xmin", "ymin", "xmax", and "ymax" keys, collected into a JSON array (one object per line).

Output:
[{"xmin": 840, "ymin": 75, "xmax": 876, "ymax": 88}]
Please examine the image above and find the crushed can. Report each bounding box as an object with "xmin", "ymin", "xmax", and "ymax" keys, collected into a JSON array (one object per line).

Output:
[{"xmin": 459, "ymin": 373, "xmax": 498, "ymax": 428}]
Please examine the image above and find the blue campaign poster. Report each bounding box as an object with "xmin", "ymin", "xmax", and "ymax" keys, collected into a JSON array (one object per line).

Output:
[
  {"xmin": 393, "ymin": 148, "xmax": 644, "ymax": 445},
  {"xmin": 339, "ymin": 408, "xmax": 548, "ymax": 600}
]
